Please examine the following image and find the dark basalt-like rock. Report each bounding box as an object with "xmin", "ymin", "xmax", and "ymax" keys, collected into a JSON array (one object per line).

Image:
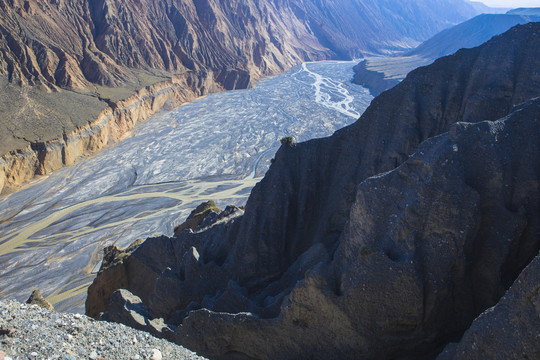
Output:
[
  {"xmin": 437, "ymin": 253, "xmax": 540, "ymax": 360},
  {"xmin": 87, "ymin": 23, "xmax": 540, "ymax": 359},
  {"xmin": 26, "ymin": 289, "xmax": 54, "ymax": 311}
]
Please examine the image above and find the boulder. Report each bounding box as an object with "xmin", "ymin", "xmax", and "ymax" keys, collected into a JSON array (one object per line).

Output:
[{"xmin": 26, "ymin": 289, "xmax": 54, "ymax": 311}]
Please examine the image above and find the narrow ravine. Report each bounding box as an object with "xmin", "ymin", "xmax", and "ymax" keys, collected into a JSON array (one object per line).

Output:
[{"xmin": 0, "ymin": 61, "xmax": 373, "ymax": 313}]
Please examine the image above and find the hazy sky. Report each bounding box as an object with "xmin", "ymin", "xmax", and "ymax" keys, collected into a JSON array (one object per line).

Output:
[{"xmin": 477, "ymin": 0, "xmax": 540, "ymax": 7}]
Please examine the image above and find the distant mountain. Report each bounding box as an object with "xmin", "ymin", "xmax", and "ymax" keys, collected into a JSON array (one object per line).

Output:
[
  {"xmin": 467, "ymin": 0, "xmax": 509, "ymax": 13},
  {"xmin": 407, "ymin": 13, "xmax": 540, "ymax": 59},
  {"xmin": 0, "ymin": 0, "xmax": 482, "ymax": 194},
  {"xmin": 507, "ymin": 7, "xmax": 540, "ymax": 15},
  {"xmin": 354, "ymin": 12, "xmax": 540, "ymax": 95}
]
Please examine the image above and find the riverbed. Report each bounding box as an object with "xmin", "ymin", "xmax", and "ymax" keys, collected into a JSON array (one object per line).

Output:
[{"xmin": 0, "ymin": 61, "xmax": 372, "ymax": 313}]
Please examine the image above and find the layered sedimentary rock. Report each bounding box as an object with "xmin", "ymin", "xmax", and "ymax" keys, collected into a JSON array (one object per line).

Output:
[
  {"xmin": 0, "ymin": 70, "xmax": 217, "ymax": 194},
  {"xmin": 0, "ymin": 0, "xmax": 481, "ymax": 193},
  {"xmin": 87, "ymin": 23, "xmax": 540, "ymax": 359}
]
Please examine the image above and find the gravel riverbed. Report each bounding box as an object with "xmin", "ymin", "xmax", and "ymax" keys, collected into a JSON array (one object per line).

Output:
[{"xmin": 0, "ymin": 300, "xmax": 206, "ymax": 360}]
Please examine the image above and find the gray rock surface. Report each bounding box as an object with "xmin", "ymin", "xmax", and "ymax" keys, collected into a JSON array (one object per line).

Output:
[
  {"xmin": 436, "ymin": 254, "xmax": 540, "ymax": 360},
  {"xmin": 25, "ymin": 289, "xmax": 54, "ymax": 311},
  {"xmin": 0, "ymin": 299, "xmax": 205, "ymax": 360},
  {"xmin": 87, "ymin": 23, "xmax": 540, "ymax": 359},
  {"xmin": 105, "ymin": 290, "xmax": 176, "ymax": 342}
]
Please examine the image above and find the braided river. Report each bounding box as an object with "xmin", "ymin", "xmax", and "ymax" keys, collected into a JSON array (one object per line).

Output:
[{"xmin": 0, "ymin": 61, "xmax": 373, "ymax": 313}]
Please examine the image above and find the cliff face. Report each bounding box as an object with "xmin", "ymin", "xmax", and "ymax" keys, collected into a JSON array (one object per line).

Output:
[
  {"xmin": 0, "ymin": 0, "xmax": 480, "ymax": 88},
  {"xmin": 0, "ymin": 70, "xmax": 218, "ymax": 194},
  {"xmin": 87, "ymin": 23, "xmax": 540, "ymax": 359}
]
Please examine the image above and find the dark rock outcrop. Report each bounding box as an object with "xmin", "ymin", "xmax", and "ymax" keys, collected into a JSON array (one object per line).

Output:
[
  {"xmin": 26, "ymin": 289, "xmax": 54, "ymax": 311},
  {"xmin": 104, "ymin": 289, "xmax": 176, "ymax": 341},
  {"xmin": 173, "ymin": 201, "xmax": 221, "ymax": 236},
  {"xmin": 437, "ymin": 253, "xmax": 540, "ymax": 360},
  {"xmin": 87, "ymin": 23, "xmax": 540, "ymax": 359}
]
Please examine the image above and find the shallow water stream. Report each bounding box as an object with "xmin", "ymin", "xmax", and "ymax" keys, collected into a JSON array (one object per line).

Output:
[{"xmin": 0, "ymin": 61, "xmax": 372, "ymax": 313}]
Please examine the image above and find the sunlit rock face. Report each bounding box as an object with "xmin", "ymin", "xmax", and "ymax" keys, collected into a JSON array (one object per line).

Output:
[
  {"xmin": 0, "ymin": 0, "xmax": 480, "ymax": 88},
  {"xmin": 88, "ymin": 23, "xmax": 540, "ymax": 359}
]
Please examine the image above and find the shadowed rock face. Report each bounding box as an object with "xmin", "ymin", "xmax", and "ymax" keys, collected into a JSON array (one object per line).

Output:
[
  {"xmin": 87, "ymin": 23, "xmax": 540, "ymax": 360},
  {"xmin": 437, "ymin": 252, "xmax": 540, "ymax": 360}
]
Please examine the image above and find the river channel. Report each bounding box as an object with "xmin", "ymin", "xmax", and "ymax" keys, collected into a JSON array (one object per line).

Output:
[{"xmin": 0, "ymin": 61, "xmax": 373, "ymax": 313}]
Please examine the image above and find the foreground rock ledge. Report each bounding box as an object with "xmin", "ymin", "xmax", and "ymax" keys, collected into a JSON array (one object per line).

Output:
[{"xmin": 86, "ymin": 24, "xmax": 540, "ymax": 359}]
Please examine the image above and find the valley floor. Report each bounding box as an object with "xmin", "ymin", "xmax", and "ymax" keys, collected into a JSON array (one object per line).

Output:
[{"xmin": 0, "ymin": 61, "xmax": 372, "ymax": 313}]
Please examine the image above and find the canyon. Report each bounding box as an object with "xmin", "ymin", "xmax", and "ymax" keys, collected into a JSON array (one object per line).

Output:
[
  {"xmin": 1, "ymin": 1, "xmax": 538, "ymax": 359},
  {"xmin": 0, "ymin": 60, "xmax": 372, "ymax": 313},
  {"xmin": 88, "ymin": 23, "xmax": 540, "ymax": 359},
  {"xmin": 0, "ymin": 0, "xmax": 482, "ymax": 193}
]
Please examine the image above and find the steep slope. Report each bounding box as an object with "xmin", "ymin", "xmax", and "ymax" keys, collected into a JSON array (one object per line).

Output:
[
  {"xmin": 354, "ymin": 12, "xmax": 540, "ymax": 95},
  {"xmin": 0, "ymin": 0, "xmax": 481, "ymax": 89},
  {"xmin": 0, "ymin": 0, "xmax": 482, "ymax": 194},
  {"xmin": 87, "ymin": 23, "xmax": 540, "ymax": 359},
  {"xmin": 406, "ymin": 13, "xmax": 540, "ymax": 59}
]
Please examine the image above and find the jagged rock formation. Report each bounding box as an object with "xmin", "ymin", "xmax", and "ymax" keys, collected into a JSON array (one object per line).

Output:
[
  {"xmin": 26, "ymin": 289, "xmax": 54, "ymax": 311},
  {"xmin": 0, "ymin": 0, "xmax": 481, "ymax": 193},
  {"xmin": 353, "ymin": 12, "xmax": 540, "ymax": 96},
  {"xmin": 173, "ymin": 201, "xmax": 221, "ymax": 236},
  {"xmin": 87, "ymin": 23, "xmax": 540, "ymax": 359}
]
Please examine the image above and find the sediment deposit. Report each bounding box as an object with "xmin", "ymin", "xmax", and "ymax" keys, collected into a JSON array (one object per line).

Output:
[{"xmin": 0, "ymin": 71, "xmax": 217, "ymax": 194}]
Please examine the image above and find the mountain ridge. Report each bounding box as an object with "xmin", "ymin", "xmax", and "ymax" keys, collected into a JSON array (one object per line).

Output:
[
  {"xmin": 353, "ymin": 13, "xmax": 540, "ymax": 96},
  {"xmin": 87, "ymin": 22, "xmax": 540, "ymax": 359}
]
